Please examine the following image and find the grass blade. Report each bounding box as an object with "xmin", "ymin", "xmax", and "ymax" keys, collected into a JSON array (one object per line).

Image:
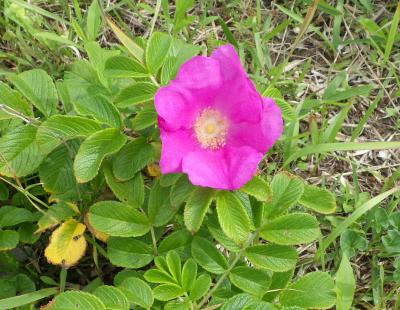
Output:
[
  {"xmin": 383, "ymin": 1, "xmax": 400, "ymax": 65},
  {"xmin": 284, "ymin": 141, "xmax": 400, "ymax": 167},
  {"xmin": 0, "ymin": 288, "xmax": 58, "ymax": 310},
  {"xmin": 316, "ymin": 187, "xmax": 399, "ymax": 260}
]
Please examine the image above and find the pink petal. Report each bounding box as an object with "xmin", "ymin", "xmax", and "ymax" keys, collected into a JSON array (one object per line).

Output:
[
  {"xmin": 228, "ymin": 97, "xmax": 283, "ymax": 152},
  {"xmin": 159, "ymin": 129, "xmax": 196, "ymax": 174},
  {"xmin": 175, "ymin": 56, "xmax": 222, "ymax": 91},
  {"xmin": 210, "ymin": 44, "xmax": 246, "ymax": 81},
  {"xmin": 155, "ymin": 85, "xmax": 199, "ymax": 131},
  {"xmin": 182, "ymin": 146, "xmax": 263, "ymax": 190}
]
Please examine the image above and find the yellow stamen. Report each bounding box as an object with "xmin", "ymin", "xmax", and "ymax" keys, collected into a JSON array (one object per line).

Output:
[{"xmin": 194, "ymin": 108, "xmax": 228, "ymax": 149}]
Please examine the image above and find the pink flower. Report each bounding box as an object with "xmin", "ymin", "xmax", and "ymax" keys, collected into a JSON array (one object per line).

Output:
[{"xmin": 155, "ymin": 44, "xmax": 283, "ymax": 190}]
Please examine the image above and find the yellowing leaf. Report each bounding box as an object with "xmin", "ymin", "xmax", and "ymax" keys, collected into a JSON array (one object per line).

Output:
[
  {"xmin": 45, "ymin": 219, "xmax": 87, "ymax": 267},
  {"xmin": 84, "ymin": 213, "xmax": 109, "ymax": 243},
  {"xmin": 147, "ymin": 163, "xmax": 161, "ymax": 177}
]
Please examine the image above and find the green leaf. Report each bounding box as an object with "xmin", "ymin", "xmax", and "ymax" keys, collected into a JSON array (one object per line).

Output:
[
  {"xmin": 153, "ymin": 284, "xmax": 185, "ymax": 301},
  {"xmin": 104, "ymin": 56, "xmax": 147, "ymax": 78},
  {"xmin": 280, "ymin": 272, "xmax": 336, "ymax": 309},
  {"xmin": 220, "ymin": 293, "xmax": 259, "ymax": 310},
  {"xmin": 0, "ymin": 81, "xmax": 32, "ymax": 120},
  {"xmin": 51, "ymin": 291, "xmax": 106, "ymax": 310},
  {"xmin": 189, "ymin": 274, "xmax": 211, "ymax": 301},
  {"xmin": 0, "ymin": 125, "xmax": 45, "ymax": 177},
  {"xmin": 0, "ymin": 230, "xmax": 19, "ymax": 251},
  {"xmin": 336, "ymin": 254, "xmax": 355, "ymax": 310},
  {"xmin": 103, "ymin": 162, "xmax": 144, "ymax": 207},
  {"xmin": 146, "ymin": 32, "xmax": 172, "ymax": 73},
  {"xmin": 166, "ymin": 250, "xmax": 182, "ymax": 283},
  {"xmin": 170, "ymin": 175, "xmax": 195, "ymax": 207},
  {"xmin": 89, "ymin": 201, "xmax": 149, "ymax": 237},
  {"xmin": 158, "ymin": 230, "xmax": 192, "ymax": 255},
  {"xmin": 118, "ymin": 277, "xmax": 154, "ymax": 308},
  {"xmin": 245, "ymin": 244, "xmax": 298, "ymax": 272},
  {"xmin": 144, "ymin": 269, "xmax": 175, "ymax": 284},
  {"xmin": 240, "ymin": 176, "xmax": 272, "ymax": 202},
  {"xmin": 216, "ymin": 191, "xmax": 251, "ymax": 245},
  {"xmin": 207, "ymin": 215, "xmax": 240, "ymax": 253},
  {"xmin": 0, "ymin": 287, "xmax": 57, "ymax": 310},
  {"xmin": 260, "ymin": 213, "xmax": 320, "ymax": 245},
  {"xmin": 107, "ymin": 237, "xmax": 153, "ymax": 268},
  {"xmin": 86, "ymin": 0, "xmax": 102, "ymax": 41},
  {"xmin": 112, "ymin": 137, "xmax": 153, "ymax": 181},
  {"xmin": 229, "ymin": 266, "xmax": 272, "ymax": 297},
  {"xmin": 148, "ymin": 180, "xmax": 177, "ymax": 227},
  {"xmin": 39, "ymin": 144, "xmax": 77, "ymax": 194},
  {"xmin": 383, "ymin": 2, "xmax": 400, "ymax": 65},
  {"xmin": 74, "ymin": 128, "xmax": 127, "ymax": 183},
  {"xmin": 264, "ymin": 172, "xmax": 304, "ymax": 218},
  {"xmin": 0, "ymin": 206, "xmax": 34, "ymax": 228},
  {"xmin": 173, "ymin": 0, "xmax": 194, "ymax": 33},
  {"xmin": 131, "ymin": 107, "xmax": 157, "ymax": 131},
  {"xmin": 299, "ymin": 184, "xmax": 336, "ymax": 214},
  {"xmin": 0, "ymin": 183, "xmax": 9, "ymax": 201},
  {"xmin": 263, "ymin": 269, "xmax": 294, "ymax": 302},
  {"xmin": 191, "ymin": 236, "xmax": 228, "ymax": 274},
  {"xmin": 181, "ymin": 259, "xmax": 197, "ymax": 292},
  {"xmin": 8, "ymin": 69, "xmax": 58, "ymax": 117},
  {"xmin": 93, "ymin": 286, "xmax": 129, "ymax": 310},
  {"xmin": 262, "ymin": 87, "xmax": 296, "ymax": 121},
  {"xmin": 323, "ymin": 85, "xmax": 372, "ymax": 102},
  {"xmin": 184, "ymin": 187, "xmax": 214, "ymax": 233},
  {"xmin": 36, "ymin": 115, "xmax": 102, "ymax": 155},
  {"xmin": 116, "ymin": 83, "xmax": 158, "ymax": 107}
]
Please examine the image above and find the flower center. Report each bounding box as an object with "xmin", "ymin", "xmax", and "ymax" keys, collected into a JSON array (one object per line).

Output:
[{"xmin": 194, "ymin": 108, "xmax": 228, "ymax": 149}]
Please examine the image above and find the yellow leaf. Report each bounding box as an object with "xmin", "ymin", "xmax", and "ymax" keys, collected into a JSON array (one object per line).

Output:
[
  {"xmin": 147, "ymin": 163, "xmax": 161, "ymax": 178},
  {"xmin": 45, "ymin": 219, "xmax": 87, "ymax": 267}
]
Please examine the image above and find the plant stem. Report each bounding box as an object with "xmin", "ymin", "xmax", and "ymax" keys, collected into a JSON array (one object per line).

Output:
[
  {"xmin": 197, "ymin": 230, "xmax": 260, "ymax": 309},
  {"xmin": 59, "ymin": 268, "xmax": 67, "ymax": 293},
  {"xmin": 150, "ymin": 226, "xmax": 158, "ymax": 256}
]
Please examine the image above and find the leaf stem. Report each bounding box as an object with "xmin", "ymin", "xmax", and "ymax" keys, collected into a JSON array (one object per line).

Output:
[
  {"xmin": 197, "ymin": 230, "xmax": 260, "ymax": 309},
  {"xmin": 150, "ymin": 226, "xmax": 158, "ymax": 256}
]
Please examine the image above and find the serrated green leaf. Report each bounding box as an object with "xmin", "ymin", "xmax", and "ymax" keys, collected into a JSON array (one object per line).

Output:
[
  {"xmin": 0, "ymin": 206, "xmax": 34, "ymax": 228},
  {"xmin": 148, "ymin": 180, "xmax": 177, "ymax": 227},
  {"xmin": 245, "ymin": 244, "xmax": 298, "ymax": 272},
  {"xmin": 184, "ymin": 187, "xmax": 214, "ymax": 233},
  {"xmin": 260, "ymin": 213, "xmax": 320, "ymax": 245},
  {"xmin": 104, "ymin": 56, "xmax": 147, "ymax": 78},
  {"xmin": 107, "ymin": 237, "xmax": 153, "ymax": 268},
  {"xmin": 336, "ymin": 254, "xmax": 355, "ymax": 310},
  {"xmin": 8, "ymin": 69, "xmax": 58, "ymax": 117},
  {"xmin": 112, "ymin": 137, "xmax": 153, "ymax": 181},
  {"xmin": 280, "ymin": 272, "xmax": 336, "ymax": 309},
  {"xmin": 0, "ymin": 230, "xmax": 19, "ymax": 251},
  {"xmin": 39, "ymin": 144, "xmax": 77, "ymax": 194},
  {"xmin": 229, "ymin": 266, "xmax": 272, "ymax": 297},
  {"xmin": 51, "ymin": 291, "xmax": 106, "ymax": 310},
  {"xmin": 191, "ymin": 236, "xmax": 228, "ymax": 274},
  {"xmin": 131, "ymin": 107, "xmax": 157, "ymax": 131},
  {"xmin": 0, "ymin": 125, "xmax": 45, "ymax": 177},
  {"xmin": 216, "ymin": 191, "xmax": 251, "ymax": 245},
  {"xmin": 36, "ymin": 115, "xmax": 102, "ymax": 155},
  {"xmin": 181, "ymin": 259, "xmax": 197, "ymax": 292},
  {"xmin": 0, "ymin": 81, "xmax": 32, "ymax": 120},
  {"xmin": 189, "ymin": 274, "xmax": 211, "ymax": 301},
  {"xmin": 153, "ymin": 283, "xmax": 185, "ymax": 301},
  {"xmin": 146, "ymin": 32, "xmax": 172, "ymax": 73},
  {"xmin": 240, "ymin": 176, "xmax": 272, "ymax": 202},
  {"xmin": 89, "ymin": 201, "xmax": 149, "ymax": 237},
  {"xmin": 299, "ymin": 184, "xmax": 336, "ymax": 214},
  {"xmin": 262, "ymin": 87, "xmax": 296, "ymax": 121},
  {"xmin": 263, "ymin": 269, "xmax": 294, "ymax": 302},
  {"xmin": 264, "ymin": 172, "xmax": 304, "ymax": 218},
  {"xmin": 119, "ymin": 277, "xmax": 154, "ymax": 308},
  {"xmin": 116, "ymin": 83, "xmax": 158, "ymax": 107},
  {"xmin": 144, "ymin": 269, "xmax": 175, "ymax": 284},
  {"xmin": 74, "ymin": 128, "xmax": 127, "ymax": 183},
  {"xmin": 103, "ymin": 162, "xmax": 144, "ymax": 207},
  {"xmin": 93, "ymin": 285, "xmax": 129, "ymax": 310},
  {"xmin": 170, "ymin": 175, "xmax": 195, "ymax": 207},
  {"xmin": 86, "ymin": 0, "xmax": 102, "ymax": 41}
]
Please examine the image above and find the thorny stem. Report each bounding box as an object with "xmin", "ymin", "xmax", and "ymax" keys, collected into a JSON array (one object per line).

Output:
[{"xmin": 197, "ymin": 228, "xmax": 262, "ymax": 309}]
